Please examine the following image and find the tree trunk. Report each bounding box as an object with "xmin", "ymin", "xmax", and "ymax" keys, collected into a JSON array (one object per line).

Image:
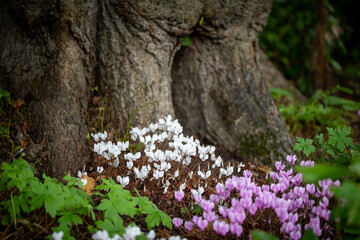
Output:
[{"xmin": 0, "ymin": 0, "xmax": 293, "ymax": 178}]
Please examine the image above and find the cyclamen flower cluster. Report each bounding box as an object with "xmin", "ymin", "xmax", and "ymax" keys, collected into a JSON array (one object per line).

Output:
[
  {"xmin": 90, "ymin": 227, "xmax": 186, "ymax": 240},
  {"xmin": 174, "ymin": 155, "xmax": 339, "ymax": 240},
  {"xmin": 90, "ymin": 115, "xmax": 245, "ymax": 193}
]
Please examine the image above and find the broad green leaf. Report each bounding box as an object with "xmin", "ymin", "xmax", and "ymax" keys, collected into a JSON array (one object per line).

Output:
[
  {"xmin": 295, "ymin": 164, "xmax": 350, "ymax": 183},
  {"xmin": 327, "ymin": 127, "xmax": 353, "ymax": 152},
  {"xmin": 270, "ymin": 88, "xmax": 292, "ymax": 100},
  {"xmin": 336, "ymin": 85, "xmax": 353, "ymax": 95},
  {"xmin": 58, "ymin": 212, "xmax": 83, "ymax": 227},
  {"xmin": 294, "ymin": 137, "xmax": 315, "ymax": 156},
  {"xmin": 301, "ymin": 229, "xmax": 317, "ymax": 240},
  {"xmin": 145, "ymin": 212, "xmax": 161, "ymax": 229},
  {"xmin": 251, "ymin": 230, "xmax": 279, "ymax": 240},
  {"xmin": 97, "ymin": 199, "xmax": 119, "ymax": 222},
  {"xmin": 192, "ymin": 204, "xmax": 202, "ymax": 214},
  {"xmin": 95, "ymin": 216, "xmax": 124, "ymax": 236},
  {"xmin": 159, "ymin": 211, "xmax": 172, "ymax": 229}
]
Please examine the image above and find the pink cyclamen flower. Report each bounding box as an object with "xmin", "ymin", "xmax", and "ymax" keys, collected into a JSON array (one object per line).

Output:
[
  {"xmin": 213, "ymin": 220, "xmax": 229, "ymax": 236},
  {"xmin": 249, "ymin": 204, "xmax": 258, "ymax": 215},
  {"xmin": 184, "ymin": 221, "xmax": 194, "ymax": 231},
  {"xmin": 197, "ymin": 219, "xmax": 208, "ymax": 231},
  {"xmin": 275, "ymin": 161, "xmax": 286, "ymax": 171},
  {"xmin": 203, "ymin": 211, "xmax": 217, "ymax": 222},
  {"xmin": 194, "ymin": 194, "xmax": 202, "ymax": 204},
  {"xmin": 173, "ymin": 218, "xmax": 183, "ymax": 228},
  {"xmin": 286, "ymin": 155, "xmax": 297, "ymax": 165},
  {"xmin": 201, "ymin": 200, "xmax": 215, "ymax": 212},
  {"xmin": 243, "ymin": 170, "xmax": 252, "ymax": 178},
  {"xmin": 192, "ymin": 216, "xmax": 201, "ymax": 225},
  {"xmin": 174, "ymin": 191, "xmax": 185, "ymax": 202},
  {"xmin": 219, "ymin": 206, "xmax": 228, "ymax": 218},
  {"xmin": 209, "ymin": 194, "xmax": 219, "ymax": 203},
  {"xmin": 230, "ymin": 222, "xmax": 243, "ymax": 237},
  {"xmin": 306, "ymin": 184, "xmax": 316, "ymax": 195}
]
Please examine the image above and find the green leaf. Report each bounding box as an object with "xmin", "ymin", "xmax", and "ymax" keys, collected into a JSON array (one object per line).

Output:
[
  {"xmin": 192, "ymin": 204, "xmax": 202, "ymax": 214},
  {"xmin": 145, "ymin": 212, "xmax": 161, "ymax": 229},
  {"xmin": 251, "ymin": 230, "xmax": 279, "ymax": 240},
  {"xmin": 0, "ymin": 89, "xmax": 11, "ymax": 104},
  {"xmin": 44, "ymin": 194, "xmax": 63, "ymax": 218},
  {"xmin": 332, "ymin": 181, "xmax": 360, "ymax": 226},
  {"xmin": 58, "ymin": 212, "xmax": 83, "ymax": 227},
  {"xmin": 97, "ymin": 199, "xmax": 119, "ymax": 222},
  {"xmin": 336, "ymin": 85, "xmax": 353, "ymax": 95},
  {"xmin": 180, "ymin": 36, "xmax": 192, "ymax": 46},
  {"xmin": 270, "ymin": 88, "xmax": 292, "ymax": 99},
  {"xmin": 181, "ymin": 208, "xmax": 188, "ymax": 213},
  {"xmin": 301, "ymin": 229, "xmax": 317, "ymax": 240},
  {"xmin": 158, "ymin": 211, "xmax": 172, "ymax": 229},
  {"xmin": 294, "ymin": 137, "xmax": 315, "ymax": 157},
  {"xmin": 327, "ymin": 127, "xmax": 353, "ymax": 152},
  {"xmin": 199, "ymin": 16, "xmax": 204, "ymax": 25},
  {"xmin": 95, "ymin": 215, "xmax": 124, "ymax": 236},
  {"xmin": 350, "ymin": 155, "xmax": 360, "ymax": 176},
  {"xmin": 295, "ymin": 164, "xmax": 350, "ymax": 183}
]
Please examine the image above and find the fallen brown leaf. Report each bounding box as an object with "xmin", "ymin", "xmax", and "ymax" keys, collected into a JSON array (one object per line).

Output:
[
  {"xmin": 12, "ymin": 99, "xmax": 25, "ymax": 109},
  {"xmin": 81, "ymin": 174, "xmax": 96, "ymax": 195},
  {"xmin": 92, "ymin": 96, "xmax": 101, "ymax": 105}
]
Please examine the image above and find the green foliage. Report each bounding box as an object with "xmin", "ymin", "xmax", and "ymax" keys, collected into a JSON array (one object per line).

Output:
[
  {"xmin": 251, "ymin": 230, "xmax": 279, "ymax": 240},
  {"xmin": 271, "ymin": 86, "xmax": 360, "ymax": 136},
  {"xmin": 192, "ymin": 204, "xmax": 202, "ymax": 214},
  {"xmin": 326, "ymin": 127, "xmax": 353, "ymax": 152},
  {"xmin": 294, "ymin": 127, "xmax": 355, "ymax": 164},
  {"xmin": 0, "ymin": 158, "xmax": 172, "ymax": 239},
  {"xmin": 295, "ymin": 127, "xmax": 360, "ymax": 238},
  {"xmin": 301, "ymin": 229, "xmax": 318, "ymax": 240},
  {"xmin": 93, "ymin": 178, "xmax": 171, "ymax": 235},
  {"xmin": 0, "ymin": 157, "xmax": 94, "ymax": 239},
  {"xmin": 180, "ymin": 36, "xmax": 192, "ymax": 47},
  {"xmin": 0, "ymin": 89, "xmax": 11, "ymax": 104},
  {"xmin": 259, "ymin": 0, "xmax": 347, "ymax": 91},
  {"xmin": 294, "ymin": 137, "xmax": 315, "ymax": 157}
]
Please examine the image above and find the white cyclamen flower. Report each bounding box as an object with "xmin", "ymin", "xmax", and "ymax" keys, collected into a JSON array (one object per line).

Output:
[
  {"xmin": 123, "ymin": 226, "xmax": 142, "ymax": 240},
  {"xmin": 52, "ymin": 231, "xmax": 64, "ymax": 240},
  {"xmin": 191, "ymin": 186, "xmax": 204, "ymax": 196},
  {"xmin": 117, "ymin": 176, "xmax": 130, "ymax": 187},
  {"xmin": 198, "ymin": 170, "xmax": 211, "ymax": 180},
  {"xmin": 126, "ymin": 160, "xmax": 134, "ymax": 170},
  {"xmin": 147, "ymin": 230, "xmax": 156, "ymax": 240},
  {"xmin": 80, "ymin": 178, "xmax": 87, "ymax": 186},
  {"xmin": 91, "ymin": 133, "xmax": 100, "ymax": 142},
  {"xmin": 97, "ymin": 166, "xmax": 104, "ymax": 174},
  {"xmin": 92, "ymin": 230, "xmax": 109, "ymax": 240}
]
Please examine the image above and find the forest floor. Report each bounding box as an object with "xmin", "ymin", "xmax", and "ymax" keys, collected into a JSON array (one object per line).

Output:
[{"xmin": 1, "ymin": 87, "xmax": 359, "ymax": 239}]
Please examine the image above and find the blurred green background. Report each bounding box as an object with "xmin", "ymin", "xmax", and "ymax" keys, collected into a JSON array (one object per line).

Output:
[{"xmin": 259, "ymin": 0, "xmax": 360, "ymax": 95}]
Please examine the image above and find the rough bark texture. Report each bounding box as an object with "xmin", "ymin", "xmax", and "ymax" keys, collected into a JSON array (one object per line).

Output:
[
  {"xmin": 172, "ymin": 1, "xmax": 293, "ymax": 164},
  {"xmin": 0, "ymin": 0, "xmax": 97, "ymax": 177},
  {"xmin": 0, "ymin": 0, "xmax": 293, "ymax": 177},
  {"xmin": 259, "ymin": 49, "xmax": 306, "ymax": 103}
]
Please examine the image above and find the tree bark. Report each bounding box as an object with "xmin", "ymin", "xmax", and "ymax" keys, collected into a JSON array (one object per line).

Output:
[{"xmin": 1, "ymin": 0, "xmax": 293, "ymax": 178}]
